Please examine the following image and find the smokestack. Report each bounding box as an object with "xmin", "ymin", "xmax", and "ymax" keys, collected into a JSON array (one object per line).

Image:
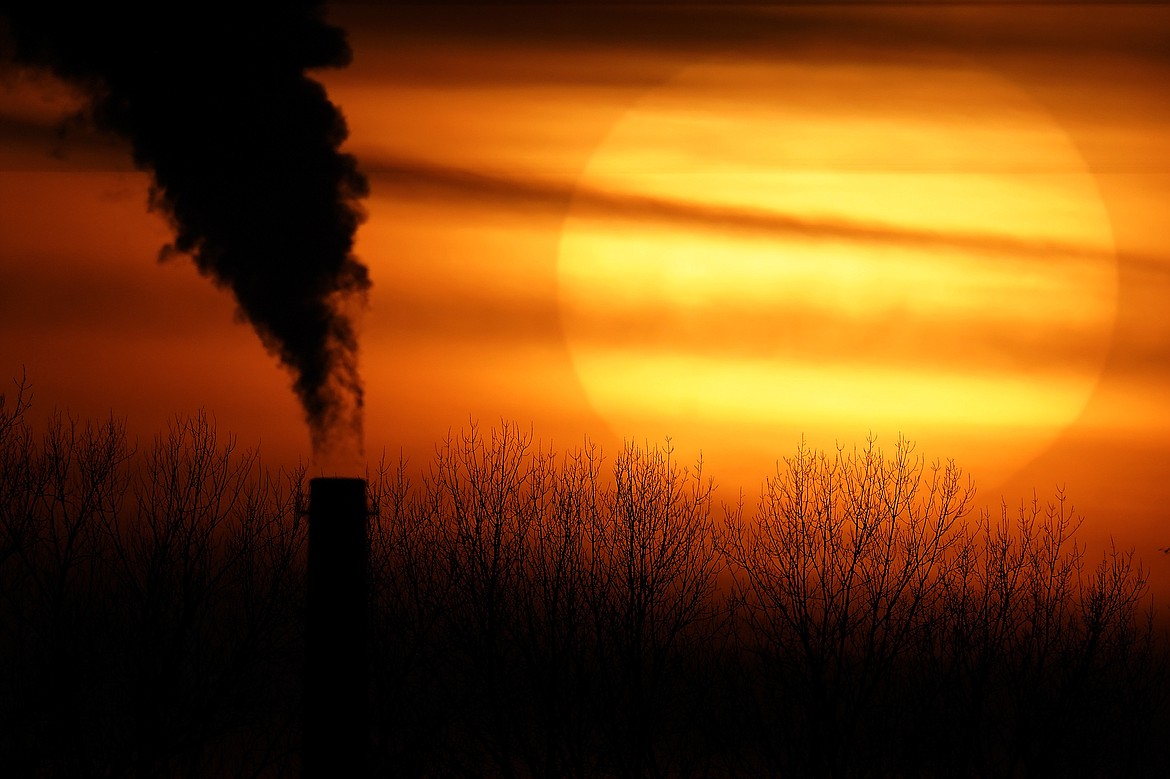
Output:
[{"xmin": 304, "ymin": 476, "xmax": 369, "ymax": 777}]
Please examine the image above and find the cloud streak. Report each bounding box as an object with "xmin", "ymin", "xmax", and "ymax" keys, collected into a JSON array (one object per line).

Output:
[
  {"xmin": 378, "ymin": 283, "xmax": 1109, "ymax": 376},
  {"xmin": 371, "ymin": 155, "xmax": 1156, "ymax": 271},
  {"xmin": 352, "ymin": 2, "xmax": 1170, "ymax": 78}
]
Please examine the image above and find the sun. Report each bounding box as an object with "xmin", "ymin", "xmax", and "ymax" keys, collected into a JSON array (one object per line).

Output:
[{"xmin": 557, "ymin": 57, "xmax": 1117, "ymax": 488}]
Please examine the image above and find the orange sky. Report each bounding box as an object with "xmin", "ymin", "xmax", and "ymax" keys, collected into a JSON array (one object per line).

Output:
[{"xmin": 2, "ymin": 3, "xmax": 1170, "ymax": 589}]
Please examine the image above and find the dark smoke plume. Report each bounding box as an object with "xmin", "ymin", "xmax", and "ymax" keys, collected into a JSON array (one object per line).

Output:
[{"xmin": 0, "ymin": 2, "xmax": 370, "ymax": 459}]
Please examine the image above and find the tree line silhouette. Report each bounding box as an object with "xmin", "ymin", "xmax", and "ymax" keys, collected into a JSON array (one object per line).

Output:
[{"xmin": 1, "ymin": 374, "xmax": 1166, "ymax": 777}]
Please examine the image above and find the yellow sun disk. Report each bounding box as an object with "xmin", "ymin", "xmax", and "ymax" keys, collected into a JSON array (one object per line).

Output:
[{"xmin": 557, "ymin": 59, "xmax": 1117, "ymax": 486}]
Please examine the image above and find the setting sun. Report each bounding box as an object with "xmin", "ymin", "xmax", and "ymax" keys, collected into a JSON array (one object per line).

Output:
[{"xmin": 559, "ymin": 59, "xmax": 1117, "ymax": 486}]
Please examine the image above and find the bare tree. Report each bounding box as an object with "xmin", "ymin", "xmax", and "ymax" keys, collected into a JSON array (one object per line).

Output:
[
  {"xmin": 585, "ymin": 439, "xmax": 724, "ymax": 779},
  {"xmin": 721, "ymin": 437, "xmax": 1164, "ymax": 778},
  {"xmin": 0, "ymin": 371, "xmax": 38, "ymax": 569},
  {"xmin": 722, "ymin": 436, "xmax": 974, "ymax": 776},
  {"xmin": 926, "ymin": 493, "xmax": 1163, "ymax": 777},
  {"xmin": 0, "ymin": 394, "xmax": 307, "ymax": 777},
  {"xmin": 364, "ymin": 425, "xmax": 728, "ymax": 779},
  {"xmin": 0, "ymin": 377, "xmax": 132, "ymax": 776},
  {"xmin": 367, "ymin": 452, "xmax": 463, "ymax": 775}
]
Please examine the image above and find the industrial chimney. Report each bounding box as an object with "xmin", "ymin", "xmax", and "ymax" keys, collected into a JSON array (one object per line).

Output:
[{"xmin": 303, "ymin": 476, "xmax": 369, "ymax": 777}]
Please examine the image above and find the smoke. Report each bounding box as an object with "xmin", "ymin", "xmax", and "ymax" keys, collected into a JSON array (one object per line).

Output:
[{"xmin": 0, "ymin": 2, "xmax": 370, "ymax": 460}]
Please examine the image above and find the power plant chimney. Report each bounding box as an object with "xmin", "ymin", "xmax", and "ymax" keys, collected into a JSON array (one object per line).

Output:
[{"xmin": 303, "ymin": 476, "xmax": 369, "ymax": 777}]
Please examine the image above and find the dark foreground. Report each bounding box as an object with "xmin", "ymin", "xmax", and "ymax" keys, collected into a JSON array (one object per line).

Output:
[{"xmin": 1, "ymin": 394, "xmax": 1166, "ymax": 776}]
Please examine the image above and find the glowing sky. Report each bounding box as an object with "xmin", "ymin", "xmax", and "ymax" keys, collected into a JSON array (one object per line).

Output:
[{"xmin": 2, "ymin": 3, "xmax": 1169, "ymax": 584}]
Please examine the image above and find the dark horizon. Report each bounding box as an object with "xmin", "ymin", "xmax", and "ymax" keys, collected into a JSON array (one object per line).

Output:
[{"xmin": 0, "ymin": 395, "xmax": 1165, "ymax": 776}]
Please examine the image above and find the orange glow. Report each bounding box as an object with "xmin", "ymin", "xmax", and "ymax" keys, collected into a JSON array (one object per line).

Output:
[{"xmin": 3, "ymin": 3, "xmax": 1170, "ymax": 592}]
